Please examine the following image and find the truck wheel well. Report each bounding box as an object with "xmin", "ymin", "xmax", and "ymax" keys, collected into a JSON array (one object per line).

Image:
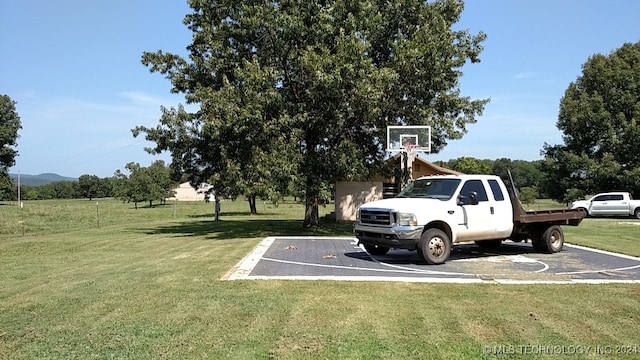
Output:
[{"xmin": 423, "ymin": 221, "xmax": 453, "ymax": 243}]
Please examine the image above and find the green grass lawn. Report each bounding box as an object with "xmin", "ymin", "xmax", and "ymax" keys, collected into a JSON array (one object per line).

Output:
[{"xmin": 1, "ymin": 199, "xmax": 639, "ymax": 359}]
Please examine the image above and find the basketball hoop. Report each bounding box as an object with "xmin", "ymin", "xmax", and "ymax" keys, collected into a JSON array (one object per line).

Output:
[
  {"xmin": 403, "ymin": 144, "xmax": 420, "ymax": 153},
  {"xmin": 386, "ymin": 125, "xmax": 431, "ymax": 154}
]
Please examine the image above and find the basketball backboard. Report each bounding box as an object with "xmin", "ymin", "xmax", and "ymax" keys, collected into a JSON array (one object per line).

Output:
[{"xmin": 386, "ymin": 125, "xmax": 431, "ymax": 153}]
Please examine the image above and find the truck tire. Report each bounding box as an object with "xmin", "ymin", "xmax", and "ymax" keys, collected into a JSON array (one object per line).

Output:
[
  {"xmin": 364, "ymin": 244, "xmax": 390, "ymax": 255},
  {"xmin": 537, "ymin": 225, "xmax": 564, "ymax": 253},
  {"xmin": 418, "ymin": 229, "xmax": 451, "ymax": 265},
  {"xmin": 475, "ymin": 239, "xmax": 502, "ymax": 248},
  {"xmin": 634, "ymin": 208, "xmax": 640, "ymax": 219}
]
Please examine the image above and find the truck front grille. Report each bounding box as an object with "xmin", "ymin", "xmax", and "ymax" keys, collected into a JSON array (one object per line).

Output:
[{"xmin": 360, "ymin": 210, "xmax": 393, "ymax": 226}]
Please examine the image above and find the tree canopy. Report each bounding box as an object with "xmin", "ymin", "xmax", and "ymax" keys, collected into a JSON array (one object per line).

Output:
[
  {"xmin": 0, "ymin": 94, "xmax": 22, "ymax": 199},
  {"xmin": 491, "ymin": 158, "xmax": 542, "ymax": 191},
  {"xmin": 113, "ymin": 161, "xmax": 175, "ymax": 209},
  {"xmin": 447, "ymin": 156, "xmax": 492, "ymax": 174},
  {"xmin": 77, "ymin": 174, "xmax": 102, "ymax": 200},
  {"xmin": 135, "ymin": 0, "xmax": 488, "ymax": 226},
  {"xmin": 541, "ymin": 41, "xmax": 640, "ymax": 200}
]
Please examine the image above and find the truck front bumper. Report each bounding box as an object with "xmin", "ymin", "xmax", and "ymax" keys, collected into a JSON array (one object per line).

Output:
[{"xmin": 353, "ymin": 224, "xmax": 424, "ymax": 250}]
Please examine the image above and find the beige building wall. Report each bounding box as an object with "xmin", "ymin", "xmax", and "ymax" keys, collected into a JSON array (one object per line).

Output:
[
  {"xmin": 169, "ymin": 182, "xmax": 206, "ymax": 201},
  {"xmin": 335, "ymin": 181, "xmax": 383, "ymax": 222}
]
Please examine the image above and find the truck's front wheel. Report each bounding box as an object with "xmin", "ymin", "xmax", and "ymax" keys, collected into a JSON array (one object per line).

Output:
[{"xmin": 418, "ymin": 229, "xmax": 451, "ymax": 265}]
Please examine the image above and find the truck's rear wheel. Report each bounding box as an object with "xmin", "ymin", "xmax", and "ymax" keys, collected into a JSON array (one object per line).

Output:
[
  {"xmin": 634, "ymin": 208, "xmax": 640, "ymax": 219},
  {"xmin": 364, "ymin": 244, "xmax": 390, "ymax": 255},
  {"xmin": 475, "ymin": 239, "xmax": 502, "ymax": 248},
  {"xmin": 418, "ymin": 229, "xmax": 451, "ymax": 265},
  {"xmin": 536, "ymin": 225, "xmax": 564, "ymax": 253}
]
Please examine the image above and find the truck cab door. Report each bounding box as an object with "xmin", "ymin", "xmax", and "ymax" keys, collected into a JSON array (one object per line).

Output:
[
  {"xmin": 487, "ymin": 179, "xmax": 514, "ymax": 237},
  {"xmin": 590, "ymin": 194, "xmax": 623, "ymax": 216},
  {"xmin": 589, "ymin": 195, "xmax": 608, "ymax": 216},
  {"xmin": 607, "ymin": 194, "xmax": 627, "ymax": 216},
  {"xmin": 455, "ymin": 180, "xmax": 495, "ymax": 241}
]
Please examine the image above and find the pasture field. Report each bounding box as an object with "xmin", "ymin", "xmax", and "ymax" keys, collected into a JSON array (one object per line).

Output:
[{"xmin": 1, "ymin": 198, "xmax": 639, "ymax": 359}]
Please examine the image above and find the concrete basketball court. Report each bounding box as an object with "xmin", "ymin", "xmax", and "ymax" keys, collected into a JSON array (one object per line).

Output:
[{"xmin": 224, "ymin": 236, "xmax": 640, "ymax": 284}]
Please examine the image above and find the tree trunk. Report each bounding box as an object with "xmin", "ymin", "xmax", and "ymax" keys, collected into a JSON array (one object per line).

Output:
[
  {"xmin": 304, "ymin": 196, "xmax": 320, "ymax": 228},
  {"xmin": 303, "ymin": 173, "xmax": 321, "ymax": 228},
  {"xmin": 248, "ymin": 195, "xmax": 257, "ymax": 214}
]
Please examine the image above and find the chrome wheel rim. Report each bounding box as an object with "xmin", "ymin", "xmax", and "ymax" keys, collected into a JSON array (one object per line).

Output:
[{"xmin": 428, "ymin": 236, "xmax": 445, "ymax": 258}]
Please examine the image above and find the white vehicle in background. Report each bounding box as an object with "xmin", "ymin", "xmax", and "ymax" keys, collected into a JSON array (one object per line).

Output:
[{"xmin": 570, "ymin": 192, "xmax": 640, "ymax": 219}]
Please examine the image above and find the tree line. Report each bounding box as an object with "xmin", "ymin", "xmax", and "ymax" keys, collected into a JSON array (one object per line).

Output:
[
  {"xmin": 2, "ymin": 149, "xmax": 633, "ymax": 208},
  {"xmin": 0, "ymin": 156, "xmax": 544, "ymax": 202},
  {"xmin": 1, "ymin": 161, "xmax": 178, "ymax": 209},
  {"xmin": 11, "ymin": 175, "xmax": 115, "ymax": 201}
]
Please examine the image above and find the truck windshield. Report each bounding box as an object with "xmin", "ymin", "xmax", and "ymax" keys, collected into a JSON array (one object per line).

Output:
[{"xmin": 396, "ymin": 178, "xmax": 461, "ymax": 200}]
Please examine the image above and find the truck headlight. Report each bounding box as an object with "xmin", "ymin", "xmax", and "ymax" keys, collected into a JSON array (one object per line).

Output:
[
  {"xmin": 356, "ymin": 209, "xmax": 361, "ymax": 222},
  {"xmin": 397, "ymin": 212, "xmax": 417, "ymax": 226}
]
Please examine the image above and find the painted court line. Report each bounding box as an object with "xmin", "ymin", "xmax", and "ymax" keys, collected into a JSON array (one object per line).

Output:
[
  {"xmin": 222, "ymin": 237, "xmax": 276, "ymax": 280},
  {"xmin": 223, "ymin": 237, "xmax": 640, "ymax": 284},
  {"xmin": 558, "ymin": 244, "xmax": 640, "ymax": 275}
]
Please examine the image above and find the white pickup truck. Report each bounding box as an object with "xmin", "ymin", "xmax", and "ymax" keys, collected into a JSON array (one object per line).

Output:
[
  {"xmin": 570, "ymin": 192, "xmax": 640, "ymax": 219},
  {"xmin": 354, "ymin": 174, "xmax": 585, "ymax": 264}
]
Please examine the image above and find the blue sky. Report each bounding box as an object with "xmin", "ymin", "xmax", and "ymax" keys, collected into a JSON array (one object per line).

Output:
[{"xmin": 2, "ymin": 1, "xmax": 639, "ymax": 178}]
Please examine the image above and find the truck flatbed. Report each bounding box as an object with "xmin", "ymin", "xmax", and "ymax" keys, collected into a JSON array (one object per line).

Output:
[
  {"xmin": 509, "ymin": 186, "xmax": 585, "ymax": 227},
  {"xmin": 515, "ymin": 208, "xmax": 585, "ymax": 226}
]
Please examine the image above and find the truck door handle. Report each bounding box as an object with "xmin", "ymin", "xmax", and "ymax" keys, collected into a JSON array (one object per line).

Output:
[{"xmin": 490, "ymin": 207, "xmax": 494, "ymax": 215}]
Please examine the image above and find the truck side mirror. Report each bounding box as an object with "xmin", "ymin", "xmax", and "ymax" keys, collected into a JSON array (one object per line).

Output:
[
  {"xmin": 468, "ymin": 191, "xmax": 479, "ymax": 205},
  {"xmin": 457, "ymin": 191, "xmax": 479, "ymax": 206}
]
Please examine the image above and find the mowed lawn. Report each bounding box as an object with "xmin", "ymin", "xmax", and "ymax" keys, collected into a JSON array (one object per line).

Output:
[{"xmin": 1, "ymin": 199, "xmax": 639, "ymax": 359}]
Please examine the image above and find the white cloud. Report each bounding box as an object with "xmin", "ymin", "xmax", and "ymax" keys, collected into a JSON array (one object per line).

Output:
[
  {"xmin": 513, "ymin": 72, "xmax": 536, "ymax": 79},
  {"xmin": 118, "ymin": 91, "xmax": 166, "ymax": 105}
]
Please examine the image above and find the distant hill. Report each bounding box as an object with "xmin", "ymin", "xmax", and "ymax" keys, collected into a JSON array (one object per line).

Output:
[{"xmin": 9, "ymin": 173, "xmax": 78, "ymax": 186}]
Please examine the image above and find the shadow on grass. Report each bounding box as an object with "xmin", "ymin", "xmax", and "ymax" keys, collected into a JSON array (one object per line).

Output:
[
  {"xmin": 345, "ymin": 242, "xmax": 538, "ymax": 265},
  {"xmin": 187, "ymin": 211, "xmax": 280, "ymax": 218},
  {"xmin": 136, "ymin": 218, "xmax": 354, "ymax": 240}
]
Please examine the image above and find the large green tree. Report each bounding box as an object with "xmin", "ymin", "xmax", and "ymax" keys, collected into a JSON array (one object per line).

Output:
[
  {"xmin": 0, "ymin": 94, "xmax": 22, "ymax": 200},
  {"xmin": 447, "ymin": 156, "xmax": 492, "ymax": 174},
  {"xmin": 491, "ymin": 158, "xmax": 542, "ymax": 190},
  {"xmin": 136, "ymin": 0, "xmax": 488, "ymax": 227},
  {"xmin": 113, "ymin": 161, "xmax": 174, "ymax": 209},
  {"xmin": 77, "ymin": 174, "xmax": 102, "ymax": 200},
  {"xmin": 541, "ymin": 41, "xmax": 640, "ymax": 200}
]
